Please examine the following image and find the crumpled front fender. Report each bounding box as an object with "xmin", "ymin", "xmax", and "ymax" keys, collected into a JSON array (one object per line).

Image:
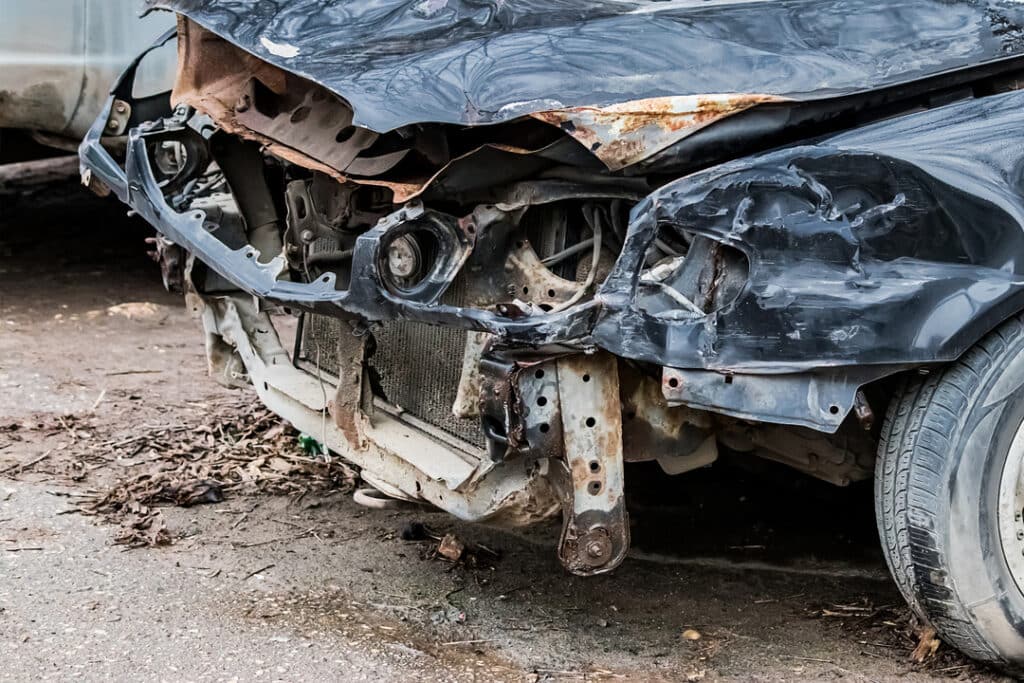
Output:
[{"xmin": 595, "ymin": 88, "xmax": 1024, "ymax": 375}]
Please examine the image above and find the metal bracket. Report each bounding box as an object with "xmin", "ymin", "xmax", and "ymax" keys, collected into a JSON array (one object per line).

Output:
[
  {"xmin": 478, "ymin": 353, "xmax": 563, "ymax": 462},
  {"xmin": 329, "ymin": 321, "xmax": 370, "ymax": 451},
  {"xmin": 555, "ymin": 353, "xmax": 630, "ymax": 576},
  {"xmin": 105, "ymin": 99, "xmax": 132, "ymax": 135}
]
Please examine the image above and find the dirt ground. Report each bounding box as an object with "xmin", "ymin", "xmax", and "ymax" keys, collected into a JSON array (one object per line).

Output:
[{"xmin": 0, "ymin": 186, "xmax": 1014, "ymax": 682}]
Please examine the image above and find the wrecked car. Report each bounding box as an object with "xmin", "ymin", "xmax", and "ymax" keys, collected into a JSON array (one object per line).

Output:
[{"xmin": 80, "ymin": 0, "xmax": 1024, "ymax": 672}]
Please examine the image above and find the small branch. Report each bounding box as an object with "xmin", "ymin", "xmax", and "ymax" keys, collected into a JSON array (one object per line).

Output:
[{"xmin": 242, "ymin": 563, "xmax": 275, "ymax": 580}]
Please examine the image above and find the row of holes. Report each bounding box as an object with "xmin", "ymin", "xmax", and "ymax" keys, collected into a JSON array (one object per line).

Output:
[
  {"xmin": 286, "ymin": 106, "xmax": 356, "ymax": 144},
  {"xmin": 536, "ymin": 366, "xmax": 598, "ymax": 493},
  {"xmin": 523, "ymin": 286, "xmax": 558, "ymax": 298}
]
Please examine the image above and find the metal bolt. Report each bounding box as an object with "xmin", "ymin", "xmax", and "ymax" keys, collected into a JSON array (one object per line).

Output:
[
  {"xmin": 577, "ymin": 529, "xmax": 613, "ymax": 567},
  {"xmin": 107, "ymin": 120, "xmax": 119, "ymax": 131},
  {"xmin": 115, "ymin": 102, "xmax": 128, "ymax": 114},
  {"xmin": 235, "ymin": 94, "xmax": 251, "ymax": 113},
  {"xmin": 300, "ymin": 229, "xmax": 315, "ymax": 243}
]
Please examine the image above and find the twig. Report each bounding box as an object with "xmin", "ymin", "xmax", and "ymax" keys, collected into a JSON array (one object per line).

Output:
[
  {"xmin": 858, "ymin": 640, "xmax": 900, "ymax": 649},
  {"xmin": 242, "ymin": 563, "xmax": 275, "ymax": 580},
  {"xmin": 234, "ymin": 531, "xmax": 311, "ymax": 548},
  {"xmin": 90, "ymin": 389, "xmax": 107, "ymax": 411},
  {"xmin": 104, "ymin": 370, "xmax": 161, "ymax": 376},
  {"xmin": 784, "ymin": 656, "xmax": 836, "ymax": 664},
  {"xmin": 1, "ymin": 449, "xmax": 52, "ymax": 475},
  {"xmin": 269, "ymin": 517, "xmax": 306, "ymax": 529}
]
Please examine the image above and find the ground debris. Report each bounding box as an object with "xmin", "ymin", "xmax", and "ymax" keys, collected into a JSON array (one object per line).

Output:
[
  {"xmin": 809, "ymin": 597, "xmax": 997, "ymax": 678},
  {"xmin": 64, "ymin": 399, "xmax": 356, "ymax": 546},
  {"xmin": 437, "ymin": 533, "xmax": 466, "ymax": 562},
  {"xmin": 113, "ymin": 505, "xmax": 172, "ymax": 549},
  {"xmin": 401, "ymin": 521, "xmax": 502, "ymax": 569},
  {"xmin": 911, "ymin": 624, "xmax": 941, "ymax": 664}
]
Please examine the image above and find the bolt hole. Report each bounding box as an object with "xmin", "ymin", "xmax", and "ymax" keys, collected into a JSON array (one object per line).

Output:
[
  {"xmin": 322, "ymin": 275, "xmax": 330, "ymax": 282},
  {"xmin": 537, "ymin": 396, "xmax": 548, "ymax": 407},
  {"xmin": 587, "ymin": 481, "xmax": 602, "ymax": 495},
  {"xmin": 467, "ymin": 224, "xmax": 476, "ymax": 235},
  {"xmin": 582, "ymin": 374, "xmax": 591, "ymax": 383},
  {"xmin": 290, "ymin": 106, "xmax": 311, "ymax": 123},
  {"xmin": 589, "ymin": 460, "xmax": 601, "ymax": 473},
  {"xmin": 522, "ymin": 286, "xmax": 529, "ymax": 295},
  {"xmin": 245, "ymin": 252, "xmax": 254, "ymax": 259},
  {"xmin": 585, "ymin": 417, "xmax": 596, "ymax": 428},
  {"xmin": 547, "ymin": 289, "xmax": 556, "ymax": 298},
  {"xmin": 724, "ymin": 375, "xmax": 733, "ymax": 384},
  {"xmin": 668, "ymin": 377, "xmax": 679, "ymax": 388},
  {"xmin": 335, "ymin": 126, "xmax": 355, "ymax": 143},
  {"xmin": 829, "ymin": 405, "xmax": 840, "ymax": 415},
  {"xmin": 539, "ymin": 423, "xmax": 550, "ymax": 434},
  {"xmin": 534, "ymin": 369, "xmax": 545, "ymax": 379}
]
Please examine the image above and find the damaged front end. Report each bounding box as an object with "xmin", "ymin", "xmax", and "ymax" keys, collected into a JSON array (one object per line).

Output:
[{"xmin": 81, "ymin": 1, "xmax": 1024, "ymax": 575}]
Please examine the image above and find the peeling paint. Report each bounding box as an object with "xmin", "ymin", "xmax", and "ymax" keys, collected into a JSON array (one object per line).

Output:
[
  {"xmin": 259, "ymin": 35, "xmax": 299, "ymax": 58},
  {"xmin": 532, "ymin": 94, "xmax": 788, "ymax": 170}
]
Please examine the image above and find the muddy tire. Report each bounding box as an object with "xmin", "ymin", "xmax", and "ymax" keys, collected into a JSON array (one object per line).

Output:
[{"xmin": 876, "ymin": 315, "xmax": 1024, "ymax": 674}]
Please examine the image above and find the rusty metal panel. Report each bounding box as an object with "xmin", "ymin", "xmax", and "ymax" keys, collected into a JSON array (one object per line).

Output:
[
  {"xmin": 532, "ymin": 94, "xmax": 787, "ymax": 171},
  {"xmin": 555, "ymin": 353, "xmax": 629, "ymax": 576}
]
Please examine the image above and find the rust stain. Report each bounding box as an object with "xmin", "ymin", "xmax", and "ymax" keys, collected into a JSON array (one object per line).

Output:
[
  {"xmin": 176, "ymin": 17, "xmax": 785, "ymax": 195},
  {"xmin": 532, "ymin": 94, "xmax": 787, "ymax": 170}
]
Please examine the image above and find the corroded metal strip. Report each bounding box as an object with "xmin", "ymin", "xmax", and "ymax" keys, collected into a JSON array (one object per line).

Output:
[
  {"xmin": 555, "ymin": 353, "xmax": 629, "ymax": 575},
  {"xmin": 533, "ymin": 94, "xmax": 787, "ymax": 171}
]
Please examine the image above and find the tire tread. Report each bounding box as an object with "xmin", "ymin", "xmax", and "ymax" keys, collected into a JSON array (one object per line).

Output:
[{"xmin": 875, "ymin": 316, "xmax": 1023, "ymax": 667}]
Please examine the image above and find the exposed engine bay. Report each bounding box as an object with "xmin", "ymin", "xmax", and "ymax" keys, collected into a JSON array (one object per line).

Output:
[{"xmin": 80, "ymin": 1, "xmax": 1024, "ymax": 576}]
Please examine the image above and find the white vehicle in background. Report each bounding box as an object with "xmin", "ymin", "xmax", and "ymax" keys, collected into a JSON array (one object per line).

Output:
[{"xmin": 0, "ymin": 0, "xmax": 174, "ymax": 191}]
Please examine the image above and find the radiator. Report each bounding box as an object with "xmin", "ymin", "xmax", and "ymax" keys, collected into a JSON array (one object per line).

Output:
[{"xmin": 303, "ymin": 314, "xmax": 485, "ymax": 448}]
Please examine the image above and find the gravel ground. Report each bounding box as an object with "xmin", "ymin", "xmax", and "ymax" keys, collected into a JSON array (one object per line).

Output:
[{"xmin": 0, "ymin": 186, "xmax": 1012, "ymax": 681}]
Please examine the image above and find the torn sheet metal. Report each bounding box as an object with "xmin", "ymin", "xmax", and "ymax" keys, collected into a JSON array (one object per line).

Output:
[
  {"xmin": 532, "ymin": 94, "xmax": 787, "ymax": 171},
  {"xmin": 594, "ymin": 88, "xmax": 1024, "ymax": 374},
  {"xmin": 150, "ymin": 0, "xmax": 1024, "ymax": 133},
  {"xmin": 172, "ymin": 19, "xmax": 576, "ymax": 200}
]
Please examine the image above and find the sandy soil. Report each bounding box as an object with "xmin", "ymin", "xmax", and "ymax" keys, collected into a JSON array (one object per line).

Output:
[{"xmin": 0, "ymin": 186, "xmax": 1012, "ymax": 681}]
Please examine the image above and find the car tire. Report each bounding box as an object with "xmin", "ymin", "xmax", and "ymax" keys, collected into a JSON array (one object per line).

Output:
[{"xmin": 876, "ymin": 314, "xmax": 1024, "ymax": 674}]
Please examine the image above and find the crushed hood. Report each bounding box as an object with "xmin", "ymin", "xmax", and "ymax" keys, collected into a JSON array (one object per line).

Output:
[{"xmin": 152, "ymin": 0, "xmax": 1024, "ymax": 136}]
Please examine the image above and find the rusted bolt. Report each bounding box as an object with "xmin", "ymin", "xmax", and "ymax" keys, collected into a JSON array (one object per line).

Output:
[
  {"xmin": 235, "ymin": 94, "xmax": 251, "ymax": 113},
  {"xmin": 578, "ymin": 529, "xmax": 613, "ymax": 567}
]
